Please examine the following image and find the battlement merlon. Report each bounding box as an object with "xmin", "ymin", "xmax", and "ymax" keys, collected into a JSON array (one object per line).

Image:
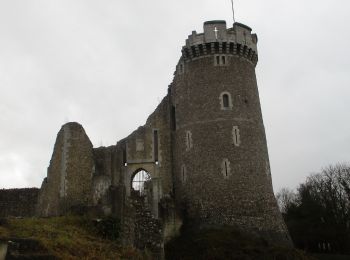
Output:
[{"xmin": 185, "ymin": 20, "xmax": 258, "ymax": 53}]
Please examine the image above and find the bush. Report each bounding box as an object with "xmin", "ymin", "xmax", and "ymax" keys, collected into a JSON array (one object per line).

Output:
[{"xmin": 91, "ymin": 216, "xmax": 121, "ymax": 240}]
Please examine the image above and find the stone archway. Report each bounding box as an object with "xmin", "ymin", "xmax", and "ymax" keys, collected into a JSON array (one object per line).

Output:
[
  {"xmin": 131, "ymin": 169, "xmax": 151, "ymax": 197},
  {"xmin": 127, "ymin": 166, "xmax": 160, "ymax": 218}
]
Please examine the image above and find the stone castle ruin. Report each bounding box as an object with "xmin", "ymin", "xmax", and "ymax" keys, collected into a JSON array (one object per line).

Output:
[{"xmin": 2, "ymin": 20, "xmax": 292, "ymax": 254}]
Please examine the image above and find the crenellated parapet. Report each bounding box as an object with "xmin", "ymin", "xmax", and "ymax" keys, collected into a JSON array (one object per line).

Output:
[{"xmin": 180, "ymin": 21, "xmax": 258, "ymax": 66}]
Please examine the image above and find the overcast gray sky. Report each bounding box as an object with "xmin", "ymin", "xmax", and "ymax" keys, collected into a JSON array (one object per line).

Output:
[{"xmin": 0, "ymin": 0, "xmax": 349, "ymax": 192}]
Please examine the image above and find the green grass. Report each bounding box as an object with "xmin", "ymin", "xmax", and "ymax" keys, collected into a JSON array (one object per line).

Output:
[{"xmin": 0, "ymin": 216, "xmax": 145, "ymax": 259}]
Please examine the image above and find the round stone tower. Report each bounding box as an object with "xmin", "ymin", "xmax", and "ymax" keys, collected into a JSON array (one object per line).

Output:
[{"xmin": 170, "ymin": 20, "xmax": 291, "ymax": 246}]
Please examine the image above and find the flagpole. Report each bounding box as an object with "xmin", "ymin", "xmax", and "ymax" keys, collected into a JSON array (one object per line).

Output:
[{"xmin": 231, "ymin": 0, "xmax": 236, "ymax": 24}]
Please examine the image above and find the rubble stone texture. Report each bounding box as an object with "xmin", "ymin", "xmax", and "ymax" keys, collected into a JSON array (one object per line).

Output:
[
  {"xmin": 36, "ymin": 122, "xmax": 94, "ymax": 216},
  {"xmin": 0, "ymin": 188, "xmax": 39, "ymax": 217}
]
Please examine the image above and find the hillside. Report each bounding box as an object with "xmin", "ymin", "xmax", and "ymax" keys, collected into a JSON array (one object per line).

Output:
[{"xmin": 0, "ymin": 216, "xmax": 147, "ymax": 259}]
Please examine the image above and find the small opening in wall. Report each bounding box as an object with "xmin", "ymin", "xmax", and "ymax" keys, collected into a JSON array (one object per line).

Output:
[
  {"xmin": 229, "ymin": 43, "xmax": 234, "ymax": 54},
  {"xmin": 124, "ymin": 163, "xmax": 128, "ymax": 167},
  {"xmin": 234, "ymin": 130, "xmax": 239, "ymax": 144},
  {"xmin": 191, "ymin": 46, "xmax": 197, "ymax": 57},
  {"xmin": 237, "ymin": 44, "xmax": 242, "ymax": 55},
  {"xmin": 214, "ymin": 42, "xmax": 220, "ymax": 53},
  {"xmin": 243, "ymin": 45, "xmax": 248, "ymax": 55},
  {"xmin": 222, "ymin": 42, "xmax": 227, "ymax": 52},
  {"xmin": 244, "ymin": 99, "xmax": 248, "ymax": 104},
  {"xmin": 223, "ymin": 94, "xmax": 229, "ymax": 108},
  {"xmin": 216, "ymin": 56, "xmax": 220, "ymax": 65},
  {"xmin": 206, "ymin": 43, "xmax": 211, "ymax": 54},
  {"xmin": 224, "ymin": 161, "xmax": 228, "ymax": 177},
  {"xmin": 180, "ymin": 64, "xmax": 183, "ymax": 73},
  {"xmin": 186, "ymin": 131, "xmax": 193, "ymax": 150},
  {"xmin": 199, "ymin": 44, "xmax": 204, "ymax": 55},
  {"xmin": 171, "ymin": 106, "xmax": 176, "ymax": 130},
  {"xmin": 232, "ymin": 126, "xmax": 241, "ymax": 147},
  {"xmin": 153, "ymin": 130, "xmax": 159, "ymax": 162},
  {"xmin": 222, "ymin": 56, "xmax": 226, "ymax": 65},
  {"xmin": 185, "ymin": 49, "xmax": 190, "ymax": 59},
  {"xmin": 155, "ymin": 161, "xmax": 159, "ymax": 165}
]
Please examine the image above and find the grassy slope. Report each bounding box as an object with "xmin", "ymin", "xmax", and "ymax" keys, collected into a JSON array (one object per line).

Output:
[{"xmin": 0, "ymin": 216, "xmax": 144, "ymax": 260}]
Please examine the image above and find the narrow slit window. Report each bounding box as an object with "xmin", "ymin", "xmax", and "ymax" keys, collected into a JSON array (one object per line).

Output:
[
  {"xmin": 232, "ymin": 126, "xmax": 241, "ymax": 147},
  {"xmin": 222, "ymin": 56, "xmax": 226, "ymax": 65},
  {"xmin": 216, "ymin": 56, "xmax": 220, "ymax": 65},
  {"xmin": 185, "ymin": 131, "xmax": 193, "ymax": 151},
  {"xmin": 171, "ymin": 106, "xmax": 176, "ymax": 130},
  {"xmin": 222, "ymin": 159, "xmax": 231, "ymax": 179},
  {"xmin": 153, "ymin": 130, "xmax": 159, "ymax": 162}
]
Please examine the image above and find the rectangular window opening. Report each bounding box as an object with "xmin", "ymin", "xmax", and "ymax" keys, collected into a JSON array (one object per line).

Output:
[
  {"xmin": 222, "ymin": 56, "xmax": 226, "ymax": 65},
  {"xmin": 235, "ymin": 129, "xmax": 239, "ymax": 144},
  {"xmin": 154, "ymin": 130, "xmax": 159, "ymax": 162},
  {"xmin": 216, "ymin": 56, "xmax": 220, "ymax": 65},
  {"xmin": 171, "ymin": 106, "xmax": 176, "ymax": 130}
]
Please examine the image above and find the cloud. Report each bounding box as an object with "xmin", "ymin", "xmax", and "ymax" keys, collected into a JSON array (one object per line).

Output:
[{"xmin": 0, "ymin": 0, "xmax": 349, "ymax": 192}]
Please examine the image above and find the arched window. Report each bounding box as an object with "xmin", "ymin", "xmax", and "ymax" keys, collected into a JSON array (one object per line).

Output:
[
  {"xmin": 223, "ymin": 94, "xmax": 229, "ymax": 108},
  {"xmin": 131, "ymin": 169, "xmax": 151, "ymax": 196},
  {"xmin": 220, "ymin": 92, "xmax": 232, "ymax": 110}
]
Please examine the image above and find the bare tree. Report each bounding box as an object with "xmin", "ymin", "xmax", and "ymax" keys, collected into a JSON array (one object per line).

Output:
[
  {"xmin": 278, "ymin": 163, "xmax": 350, "ymax": 253},
  {"xmin": 276, "ymin": 187, "xmax": 297, "ymax": 213}
]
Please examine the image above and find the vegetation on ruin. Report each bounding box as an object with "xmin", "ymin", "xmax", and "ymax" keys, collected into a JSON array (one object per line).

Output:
[{"xmin": 0, "ymin": 216, "xmax": 148, "ymax": 259}]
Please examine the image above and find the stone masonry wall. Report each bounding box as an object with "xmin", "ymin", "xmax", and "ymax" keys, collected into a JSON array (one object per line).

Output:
[
  {"xmin": 37, "ymin": 122, "xmax": 94, "ymax": 216},
  {"xmin": 171, "ymin": 21, "xmax": 291, "ymax": 247},
  {"xmin": 0, "ymin": 188, "xmax": 39, "ymax": 217}
]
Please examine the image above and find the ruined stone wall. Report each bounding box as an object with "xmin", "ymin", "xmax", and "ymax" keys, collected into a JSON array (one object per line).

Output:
[
  {"xmin": 37, "ymin": 122, "xmax": 94, "ymax": 216},
  {"xmin": 33, "ymin": 19, "xmax": 291, "ymax": 250},
  {"xmin": 0, "ymin": 188, "xmax": 39, "ymax": 217},
  {"xmin": 116, "ymin": 96, "xmax": 174, "ymax": 210},
  {"xmin": 145, "ymin": 96, "xmax": 173, "ymax": 197}
]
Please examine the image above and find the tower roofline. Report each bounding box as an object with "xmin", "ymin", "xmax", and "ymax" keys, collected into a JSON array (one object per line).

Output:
[
  {"xmin": 204, "ymin": 20, "xmax": 226, "ymax": 25},
  {"xmin": 233, "ymin": 22, "xmax": 252, "ymax": 31},
  {"xmin": 180, "ymin": 20, "xmax": 258, "ymax": 66}
]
